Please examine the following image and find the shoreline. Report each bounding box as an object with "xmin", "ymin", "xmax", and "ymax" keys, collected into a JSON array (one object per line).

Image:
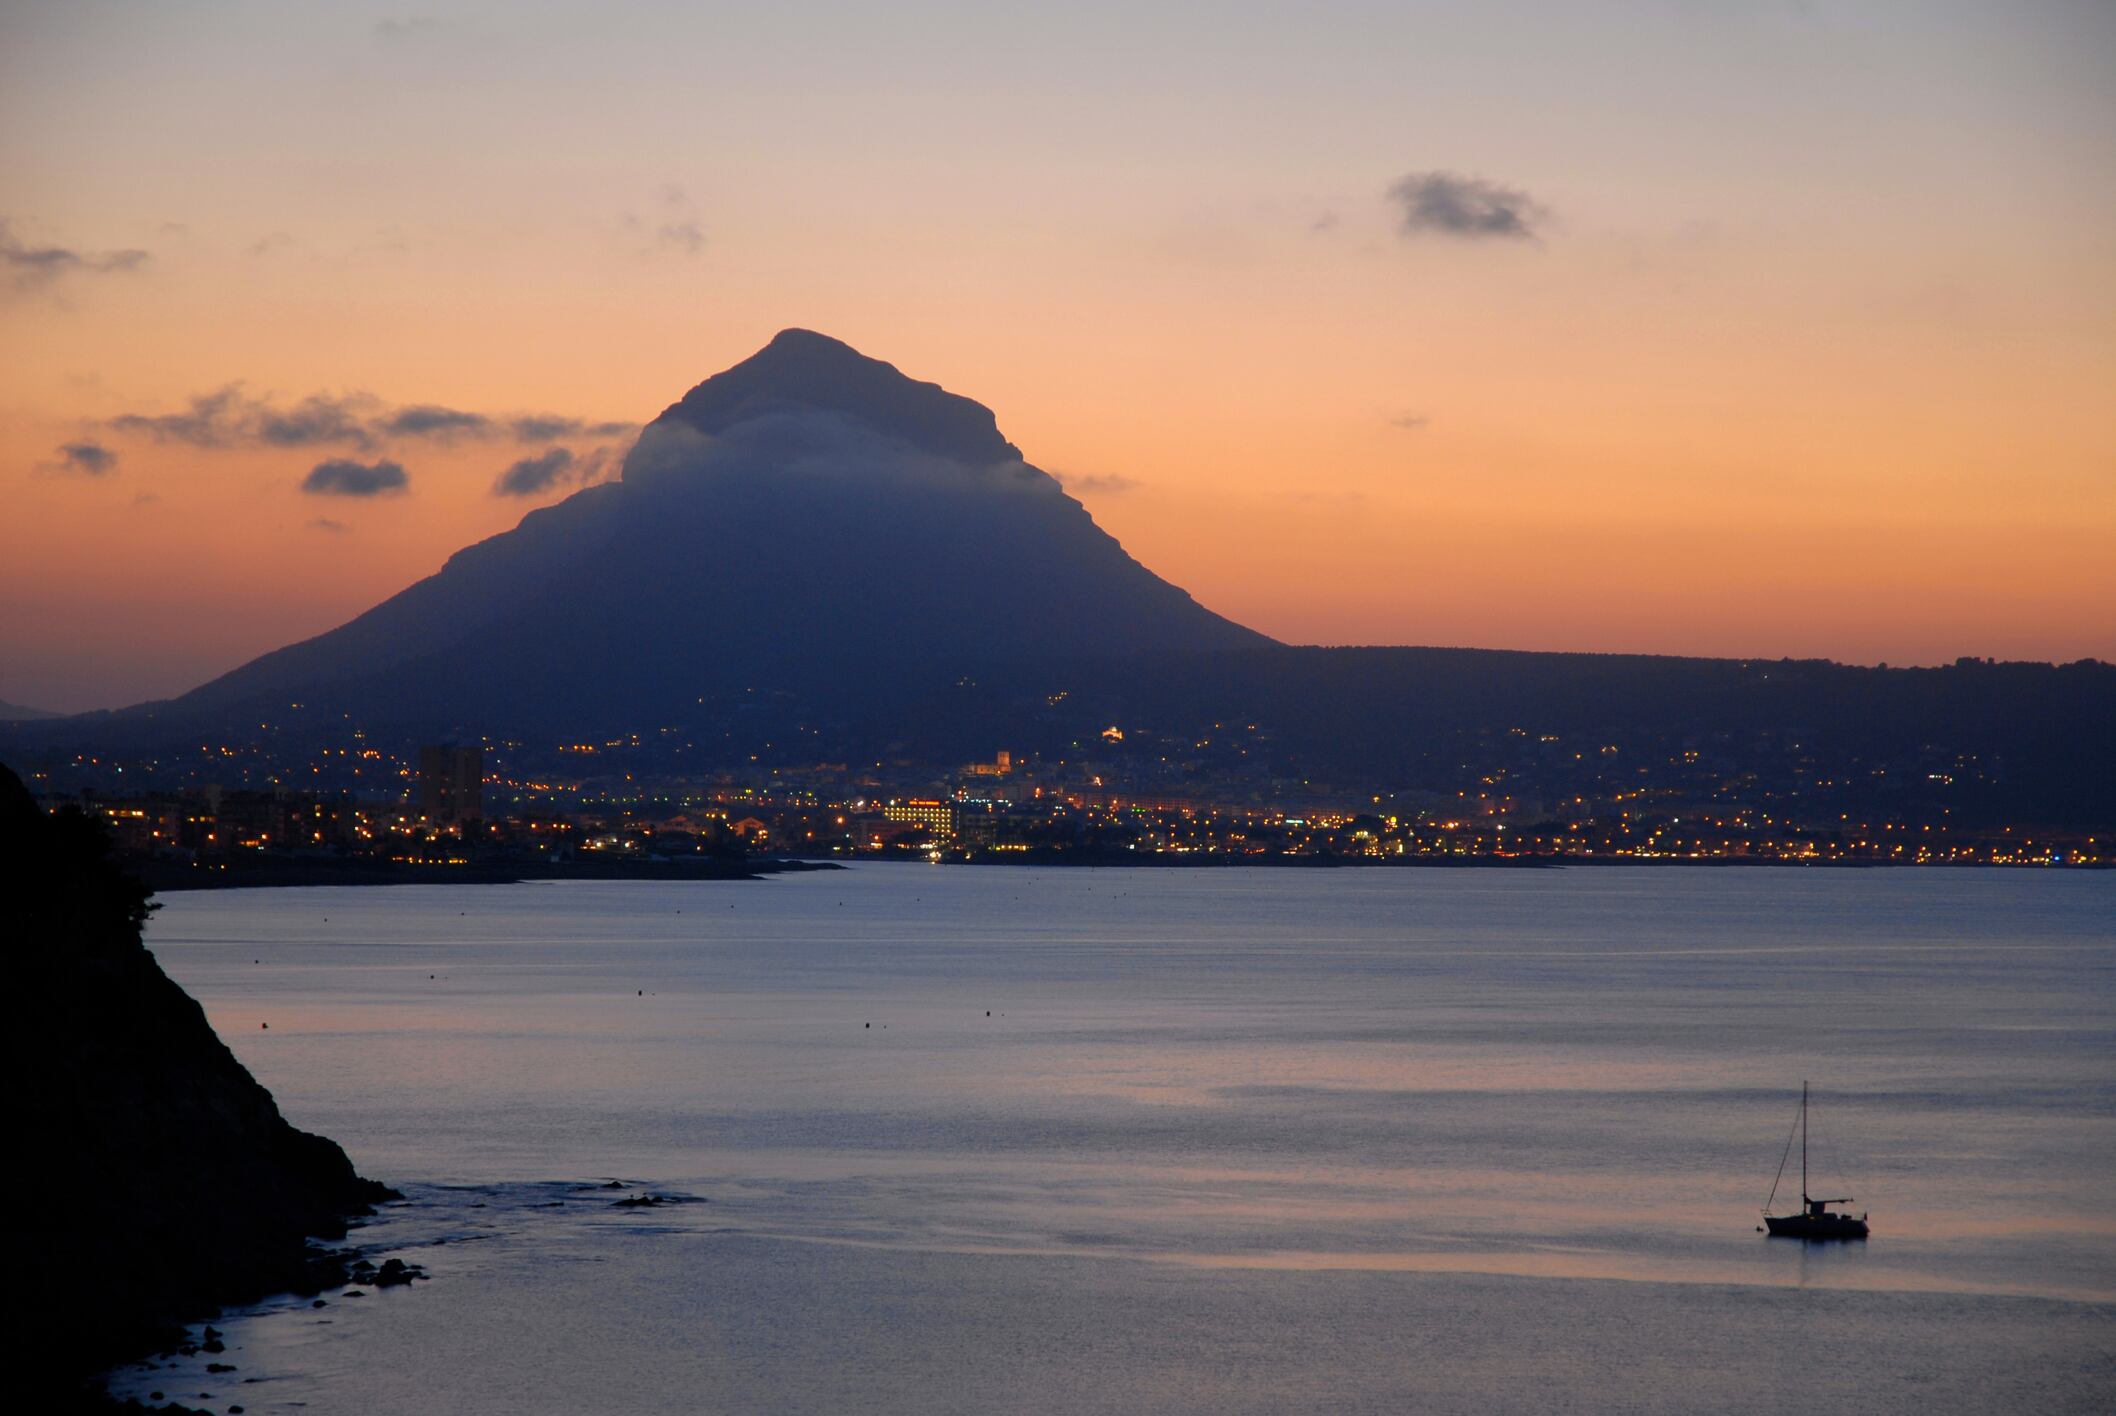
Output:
[
  {"xmin": 944, "ymin": 852, "xmax": 2108, "ymax": 871},
  {"xmin": 127, "ymin": 853, "xmax": 2109, "ymax": 889},
  {"xmin": 131, "ymin": 855, "xmax": 844, "ymax": 892}
]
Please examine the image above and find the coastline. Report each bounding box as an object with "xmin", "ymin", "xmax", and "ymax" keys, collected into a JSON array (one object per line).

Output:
[
  {"xmin": 119, "ymin": 852, "xmax": 2105, "ymax": 893},
  {"xmin": 943, "ymin": 851, "xmax": 2104, "ymax": 870},
  {"xmin": 131, "ymin": 855, "xmax": 844, "ymax": 892}
]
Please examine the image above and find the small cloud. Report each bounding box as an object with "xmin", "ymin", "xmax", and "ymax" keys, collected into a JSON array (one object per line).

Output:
[
  {"xmin": 507, "ymin": 414, "xmax": 635, "ymax": 442},
  {"xmin": 132, "ymin": 491, "xmax": 159, "ymax": 506},
  {"xmin": 302, "ymin": 458, "xmax": 407, "ymax": 497},
  {"xmin": 375, "ymin": 16, "xmax": 440, "ymax": 42},
  {"xmin": 1309, "ymin": 211, "xmax": 1341, "ymax": 235},
  {"xmin": 354, "ymin": 225, "xmax": 416, "ymax": 256},
  {"xmin": 2, "ymin": 218, "xmax": 150, "ymax": 291},
  {"xmin": 657, "ymin": 220, "xmax": 705, "ymax": 255},
  {"xmin": 108, "ymin": 386, "xmax": 380, "ymax": 450},
  {"xmin": 1388, "ymin": 413, "xmax": 1431, "ymax": 431},
  {"xmin": 104, "ymin": 386, "xmax": 633, "ymax": 451},
  {"xmin": 247, "ymin": 231, "xmax": 299, "ymax": 258},
  {"xmin": 107, "ymin": 386, "xmax": 246, "ymax": 445},
  {"xmin": 40, "ymin": 441, "xmax": 118, "ymax": 476},
  {"xmin": 1387, "ymin": 171, "xmax": 1547, "ymax": 241},
  {"xmin": 1059, "ymin": 472, "xmax": 1142, "ymax": 496},
  {"xmin": 384, "ymin": 404, "xmax": 493, "ymax": 439},
  {"xmin": 625, "ymin": 186, "xmax": 706, "ymax": 257},
  {"xmin": 491, "ymin": 443, "xmax": 625, "ymax": 497},
  {"xmin": 493, "ymin": 447, "xmax": 574, "ymax": 497},
  {"xmin": 257, "ymin": 392, "xmax": 381, "ymax": 449},
  {"xmin": 308, "ymin": 517, "xmax": 349, "ymax": 533}
]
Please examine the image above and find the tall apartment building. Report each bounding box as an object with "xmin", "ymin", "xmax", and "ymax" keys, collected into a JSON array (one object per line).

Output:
[{"xmin": 418, "ymin": 744, "xmax": 485, "ymax": 823}]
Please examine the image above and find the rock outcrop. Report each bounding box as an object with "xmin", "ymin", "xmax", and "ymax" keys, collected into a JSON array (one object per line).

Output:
[{"xmin": 0, "ymin": 762, "xmax": 395, "ymax": 1408}]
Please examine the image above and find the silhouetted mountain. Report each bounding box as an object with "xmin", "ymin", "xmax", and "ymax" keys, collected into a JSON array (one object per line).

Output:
[{"xmin": 139, "ymin": 330, "xmax": 1267, "ymax": 732}]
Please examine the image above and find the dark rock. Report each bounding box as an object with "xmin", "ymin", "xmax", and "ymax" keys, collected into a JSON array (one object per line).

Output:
[
  {"xmin": 0, "ymin": 766, "xmax": 399, "ymax": 1407},
  {"xmin": 205, "ymin": 1363, "xmax": 234, "ymax": 1374},
  {"xmin": 371, "ymin": 1257, "xmax": 425, "ymax": 1287}
]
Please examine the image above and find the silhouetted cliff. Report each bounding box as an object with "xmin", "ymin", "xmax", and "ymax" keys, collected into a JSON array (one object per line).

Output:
[{"xmin": 0, "ymin": 763, "xmax": 394, "ymax": 1407}]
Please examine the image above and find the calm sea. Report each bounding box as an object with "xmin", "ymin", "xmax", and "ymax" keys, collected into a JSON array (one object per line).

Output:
[{"xmin": 109, "ymin": 865, "xmax": 2114, "ymax": 1413}]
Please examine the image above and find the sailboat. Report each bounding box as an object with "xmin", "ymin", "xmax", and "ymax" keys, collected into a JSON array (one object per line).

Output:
[{"xmin": 1761, "ymin": 1081, "xmax": 1870, "ymax": 1240}]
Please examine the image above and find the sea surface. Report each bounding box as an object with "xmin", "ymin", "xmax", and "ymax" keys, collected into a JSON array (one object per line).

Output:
[{"xmin": 110, "ymin": 865, "xmax": 2114, "ymax": 1413}]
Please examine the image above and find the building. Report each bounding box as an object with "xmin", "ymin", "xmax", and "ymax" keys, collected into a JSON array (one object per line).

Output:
[
  {"xmin": 962, "ymin": 750, "xmax": 1013, "ymax": 778},
  {"xmin": 883, "ymin": 798, "xmax": 956, "ymax": 840},
  {"xmin": 418, "ymin": 744, "xmax": 485, "ymax": 823}
]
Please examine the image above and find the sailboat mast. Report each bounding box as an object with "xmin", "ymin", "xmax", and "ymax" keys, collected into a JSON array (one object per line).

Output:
[{"xmin": 1800, "ymin": 1080, "xmax": 1808, "ymax": 1202}]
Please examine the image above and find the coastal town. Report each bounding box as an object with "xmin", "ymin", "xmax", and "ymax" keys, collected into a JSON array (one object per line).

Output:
[{"xmin": 20, "ymin": 727, "xmax": 2103, "ymax": 872}]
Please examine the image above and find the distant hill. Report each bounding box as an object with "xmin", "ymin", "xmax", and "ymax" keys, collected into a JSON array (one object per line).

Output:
[
  {"xmin": 871, "ymin": 647, "xmax": 2115, "ymax": 830},
  {"xmin": 0, "ymin": 698, "xmax": 62, "ymax": 721}
]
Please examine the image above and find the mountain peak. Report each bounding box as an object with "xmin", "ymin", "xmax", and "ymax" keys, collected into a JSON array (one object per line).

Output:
[
  {"xmin": 761, "ymin": 326, "xmax": 861, "ymax": 355},
  {"xmin": 145, "ymin": 332, "xmax": 1270, "ymax": 729},
  {"xmin": 654, "ymin": 330, "xmax": 1019, "ymax": 465}
]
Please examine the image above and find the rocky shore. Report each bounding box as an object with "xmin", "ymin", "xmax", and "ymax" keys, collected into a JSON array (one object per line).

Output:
[{"xmin": 0, "ymin": 763, "xmax": 399, "ymax": 1411}]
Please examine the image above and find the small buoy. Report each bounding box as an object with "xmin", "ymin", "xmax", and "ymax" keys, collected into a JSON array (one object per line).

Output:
[
  {"xmin": 260, "ymin": 1022, "xmax": 268, "ymax": 1029},
  {"xmin": 864, "ymin": 1022, "xmax": 870, "ymax": 1028}
]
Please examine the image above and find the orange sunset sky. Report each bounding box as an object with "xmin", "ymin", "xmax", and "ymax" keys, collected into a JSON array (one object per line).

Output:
[{"xmin": 4, "ymin": 1, "xmax": 2113, "ymax": 712}]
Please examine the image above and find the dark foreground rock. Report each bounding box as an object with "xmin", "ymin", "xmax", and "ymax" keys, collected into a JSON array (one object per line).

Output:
[{"xmin": 0, "ymin": 763, "xmax": 396, "ymax": 1411}]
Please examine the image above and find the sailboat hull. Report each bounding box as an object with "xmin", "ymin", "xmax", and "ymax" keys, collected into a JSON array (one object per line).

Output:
[{"xmin": 1764, "ymin": 1212, "xmax": 1869, "ymax": 1240}]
